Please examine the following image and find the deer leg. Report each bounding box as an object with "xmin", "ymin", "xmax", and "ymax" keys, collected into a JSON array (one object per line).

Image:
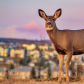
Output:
[
  {"xmin": 58, "ymin": 54, "xmax": 64, "ymax": 83},
  {"xmin": 66, "ymin": 52, "xmax": 73, "ymax": 83}
]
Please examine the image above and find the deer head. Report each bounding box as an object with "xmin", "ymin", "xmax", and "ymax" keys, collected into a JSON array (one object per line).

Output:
[{"xmin": 38, "ymin": 8, "xmax": 62, "ymax": 31}]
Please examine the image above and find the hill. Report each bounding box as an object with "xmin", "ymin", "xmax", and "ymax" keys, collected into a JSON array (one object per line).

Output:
[{"xmin": 0, "ymin": 38, "xmax": 52, "ymax": 44}]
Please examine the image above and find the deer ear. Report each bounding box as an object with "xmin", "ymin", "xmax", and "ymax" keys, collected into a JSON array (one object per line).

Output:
[
  {"xmin": 54, "ymin": 8, "xmax": 62, "ymax": 19},
  {"xmin": 38, "ymin": 9, "xmax": 47, "ymax": 20}
]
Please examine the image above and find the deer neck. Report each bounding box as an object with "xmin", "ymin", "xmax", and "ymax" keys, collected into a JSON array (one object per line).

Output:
[{"xmin": 46, "ymin": 23, "xmax": 58, "ymax": 43}]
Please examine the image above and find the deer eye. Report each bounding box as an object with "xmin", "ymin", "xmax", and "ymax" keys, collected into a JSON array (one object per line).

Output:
[{"xmin": 52, "ymin": 18, "xmax": 54, "ymax": 21}]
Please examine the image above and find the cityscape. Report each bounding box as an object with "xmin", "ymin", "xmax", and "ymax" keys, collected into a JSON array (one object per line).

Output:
[
  {"xmin": 0, "ymin": 0, "xmax": 84, "ymax": 83},
  {"xmin": 0, "ymin": 38, "xmax": 84, "ymax": 80}
]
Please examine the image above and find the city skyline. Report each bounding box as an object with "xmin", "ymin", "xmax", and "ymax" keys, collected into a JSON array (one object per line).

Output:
[{"xmin": 0, "ymin": 0, "xmax": 84, "ymax": 40}]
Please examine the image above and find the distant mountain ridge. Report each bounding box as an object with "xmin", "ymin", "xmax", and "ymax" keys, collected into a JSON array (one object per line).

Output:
[{"xmin": 0, "ymin": 38, "xmax": 52, "ymax": 44}]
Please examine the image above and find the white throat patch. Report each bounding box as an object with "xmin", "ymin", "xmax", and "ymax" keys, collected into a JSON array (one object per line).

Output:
[{"xmin": 46, "ymin": 27, "xmax": 53, "ymax": 31}]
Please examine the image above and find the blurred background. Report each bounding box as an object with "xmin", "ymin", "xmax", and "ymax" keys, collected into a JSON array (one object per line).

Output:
[
  {"xmin": 0, "ymin": 0, "xmax": 84, "ymax": 40},
  {"xmin": 0, "ymin": 0, "xmax": 84, "ymax": 81}
]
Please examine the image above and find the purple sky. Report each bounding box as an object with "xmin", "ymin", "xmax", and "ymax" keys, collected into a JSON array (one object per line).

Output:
[{"xmin": 0, "ymin": 0, "xmax": 84, "ymax": 40}]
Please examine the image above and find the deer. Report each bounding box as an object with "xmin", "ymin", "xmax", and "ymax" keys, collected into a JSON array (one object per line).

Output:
[{"xmin": 38, "ymin": 8, "xmax": 84, "ymax": 83}]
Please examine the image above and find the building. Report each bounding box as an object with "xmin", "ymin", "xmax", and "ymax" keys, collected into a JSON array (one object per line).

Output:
[
  {"xmin": 10, "ymin": 48, "xmax": 25, "ymax": 58},
  {"xmin": 0, "ymin": 46, "xmax": 8, "ymax": 57},
  {"xmin": 41, "ymin": 66, "xmax": 71, "ymax": 79},
  {"xmin": 29, "ymin": 50, "xmax": 40, "ymax": 58},
  {"xmin": 10, "ymin": 66, "xmax": 38, "ymax": 79},
  {"xmin": 22, "ymin": 44, "xmax": 36, "ymax": 51},
  {"xmin": 5, "ymin": 58, "xmax": 14, "ymax": 65},
  {"xmin": 40, "ymin": 67, "xmax": 59, "ymax": 79},
  {"xmin": 0, "ymin": 67, "xmax": 5, "ymax": 79},
  {"xmin": 38, "ymin": 44, "xmax": 49, "ymax": 51},
  {"xmin": 49, "ymin": 44, "xmax": 55, "ymax": 50},
  {"xmin": 71, "ymin": 54, "xmax": 82, "ymax": 62},
  {"xmin": 0, "ymin": 56, "xmax": 5, "ymax": 64},
  {"xmin": 45, "ymin": 60, "xmax": 56, "ymax": 68},
  {"xmin": 43, "ymin": 50, "xmax": 58, "ymax": 59}
]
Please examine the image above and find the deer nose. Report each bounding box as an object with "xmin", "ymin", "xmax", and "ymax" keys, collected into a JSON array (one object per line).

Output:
[{"xmin": 47, "ymin": 22, "xmax": 51, "ymax": 25}]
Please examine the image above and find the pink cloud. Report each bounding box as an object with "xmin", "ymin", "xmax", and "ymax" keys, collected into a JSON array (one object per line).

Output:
[
  {"xmin": 0, "ymin": 26, "xmax": 28, "ymax": 39},
  {"xmin": 22, "ymin": 21, "xmax": 46, "ymax": 34}
]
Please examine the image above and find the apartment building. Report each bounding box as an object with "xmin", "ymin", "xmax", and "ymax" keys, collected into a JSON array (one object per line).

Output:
[
  {"xmin": 10, "ymin": 48, "xmax": 25, "ymax": 58},
  {"xmin": 0, "ymin": 46, "xmax": 8, "ymax": 57},
  {"xmin": 38, "ymin": 44, "xmax": 49, "ymax": 51},
  {"xmin": 22, "ymin": 44, "xmax": 36, "ymax": 51},
  {"xmin": 29, "ymin": 50, "xmax": 40, "ymax": 58}
]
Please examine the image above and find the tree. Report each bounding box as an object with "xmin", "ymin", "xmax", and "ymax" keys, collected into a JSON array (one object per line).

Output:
[
  {"xmin": 54, "ymin": 56, "xmax": 59, "ymax": 65},
  {"xmin": 69, "ymin": 61, "xmax": 75, "ymax": 76},
  {"xmin": 10, "ymin": 63, "xmax": 15, "ymax": 69},
  {"xmin": 38, "ymin": 61, "xmax": 41, "ymax": 78},
  {"xmin": 27, "ymin": 56, "xmax": 31, "ymax": 63},
  {"xmin": 77, "ymin": 64, "xmax": 82, "ymax": 80},
  {"xmin": 7, "ymin": 48, "xmax": 10, "ymax": 57},
  {"xmin": 56, "ymin": 58, "xmax": 59, "ymax": 65},
  {"xmin": 69, "ymin": 61, "xmax": 74, "ymax": 70},
  {"xmin": 40, "ymin": 58, "xmax": 45, "ymax": 66},
  {"xmin": 47, "ymin": 64, "xmax": 51, "ymax": 78},
  {"xmin": 31, "ymin": 67, "xmax": 36, "ymax": 79},
  {"xmin": 82, "ymin": 55, "xmax": 84, "ymax": 62},
  {"xmin": 19, "ymin": 58, "xmax": 25, "ymax": 65},
  {"xmin": 39, "ymin": 50, "xmax": 43, "ymax": 58},
  {"xmin": 5, "ymin": 69, "xmax": 9, "ymax": 79},
  {"xmin": 43, "ymin": 61, "xmax": 46, "ymax": 68},
  {"xmin": 25, "ymin": 48, "xmax": 27, "ymax": 56}
]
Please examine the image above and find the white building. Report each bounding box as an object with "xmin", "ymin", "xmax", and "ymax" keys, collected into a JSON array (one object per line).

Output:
[
  {"xmin": 22, "ymin": 44, "xmax": 36, "ymax": 51},
  {"xmin": 38, "ymin": 44, "xmax": 49, "ymax": 50},
  {"xmin": 10, "ymin": 48, "xmax": 25, "ymax": 58},
  {"xmin": 0, "ymin": 46, "xmax": 8, "ymax": 57},
  {"xmin": 29, "ymin": 50, "xmax": 40, "ymax": 58}
]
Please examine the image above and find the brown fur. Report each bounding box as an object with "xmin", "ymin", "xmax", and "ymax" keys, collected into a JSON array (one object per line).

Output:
[{"xmin": 38, "ymin": 8, "xmax": 84, "ymax": 83}]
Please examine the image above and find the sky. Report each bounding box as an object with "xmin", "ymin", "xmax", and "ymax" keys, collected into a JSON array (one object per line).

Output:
[{"xmin": 0, "ymin": 0, "xmax": 84, "ymax": 40}]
